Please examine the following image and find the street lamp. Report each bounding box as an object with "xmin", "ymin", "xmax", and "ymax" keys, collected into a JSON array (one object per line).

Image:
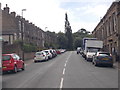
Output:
[
  {"xmin": 22, "ymin": 9, "xmax": 26, "ymax": 18},
  {"xmin": 21, "ymin": 9, "xmax": 26, "ymax": 60}
]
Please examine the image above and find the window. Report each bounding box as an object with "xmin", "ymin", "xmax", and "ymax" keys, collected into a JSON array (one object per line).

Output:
[
  {"xmin": 15, "ymin": 54, "xmax": 20, "ymax": 60},
  {"xmin": 2, "ymin": 55, "xmax": 11, "ymax": 61},
  {"xmin": 35, "ymin": 52, "xmax": 41, "ymax": 55},
  {"xmin": 99, "ymin": 53, "xmax": 110, "ymax": 56}
]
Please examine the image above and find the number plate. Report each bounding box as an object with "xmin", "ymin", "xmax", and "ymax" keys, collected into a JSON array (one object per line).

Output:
[
  {"xmin": 102, "ymin": 58, "xmax": 109, "ymax": 60},
  {"xmin": 3, "ymin": 67, "xmax": 6, "ymax": 68}
]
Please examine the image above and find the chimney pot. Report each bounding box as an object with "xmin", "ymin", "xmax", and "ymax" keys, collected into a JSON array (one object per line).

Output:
[{"xmin": 3, "ymin": 4, "xmax": 9, "ymax": 14}]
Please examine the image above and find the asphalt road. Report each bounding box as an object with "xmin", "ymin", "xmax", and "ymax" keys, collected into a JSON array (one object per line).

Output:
[{"xmin": 2, "ymin": 51, "xmax": 118, "ymax": 88}]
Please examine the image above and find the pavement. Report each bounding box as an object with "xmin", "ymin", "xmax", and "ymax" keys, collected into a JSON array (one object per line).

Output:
[{"xmin": 113, "ymin": 61, "xmax": 120, "ymax": 70}]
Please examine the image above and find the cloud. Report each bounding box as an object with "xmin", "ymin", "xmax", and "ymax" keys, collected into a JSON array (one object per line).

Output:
[
  {"xmin": 0, "ymin": 0, "xmax": 114, "ymax": 33},
  {"xmin": 83, "ymin": 4, "xmax": 110, "ymax": 18},
  {"xmin": 60, "ymin": 0, "xmax": 114, "ymax": 3},
  {"xmin": 1, "ymin": 0, "xmax": 67, "ymax": 33}
]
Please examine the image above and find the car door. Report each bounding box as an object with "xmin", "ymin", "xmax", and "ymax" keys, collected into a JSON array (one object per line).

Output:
[
  {"xmin": 12, "ymin": 54, "xmax": 19, "ymax": 68},
  {"xmin": 15, "ymin": 54, "xmax": 23, "ymax": 69}
]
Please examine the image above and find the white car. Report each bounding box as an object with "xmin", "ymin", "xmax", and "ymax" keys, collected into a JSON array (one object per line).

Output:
[
  {"xmin": 34, "ymin": 51, "xmax": 48, "ymax": 62},
  {"xmin": 42, "ymin": 50, "xmax": 53, "ymax": 59}
]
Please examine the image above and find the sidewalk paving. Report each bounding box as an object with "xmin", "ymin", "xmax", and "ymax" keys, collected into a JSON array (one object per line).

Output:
[{"xmin": 113, "ymin": 62, "xmax": 120, "ymax": 69}]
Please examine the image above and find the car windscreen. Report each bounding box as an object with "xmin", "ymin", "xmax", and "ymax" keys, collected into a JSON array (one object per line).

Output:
[
  {"xmin": 87, "ymin": 48, "xmax": 98, "ymax": 52},
  {"xmin": 99, "ymin": 53, "xmax": 110, "ymax": 56},
  {"xmin": 2, "ymin": 55, "xmax": 11, "ymax": 61}
]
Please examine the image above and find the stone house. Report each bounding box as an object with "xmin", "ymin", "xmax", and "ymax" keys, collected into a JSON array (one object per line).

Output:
[{"xmin": 92, "ymin": 1, "xmax": 120, "ymax": 62}]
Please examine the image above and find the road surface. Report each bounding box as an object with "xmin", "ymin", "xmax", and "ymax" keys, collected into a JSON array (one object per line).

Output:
[{"xmin": 2, "ymin": 51, "xmax": 118, "ymax": 88}]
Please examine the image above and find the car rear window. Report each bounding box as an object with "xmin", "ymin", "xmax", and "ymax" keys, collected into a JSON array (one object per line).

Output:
[
  {"xmin": 35, "ymin": 52, "xmax": 41, "ymax": 55},
  {"xmin": 99, "ymin": 53, "xmax": 110, "ymax": 56},
  {"xmin": 2, "ymin": 55, "xmax": 11, "ymax": 61},
  {"xmin": 44, "ymin": 51, "xmax": 48, "ymax": 53}
]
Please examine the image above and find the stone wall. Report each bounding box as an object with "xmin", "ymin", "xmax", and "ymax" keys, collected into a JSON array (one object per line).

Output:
[{"xmin": 2, "ymin": 43, "xmax": 35, "ymax": 60}]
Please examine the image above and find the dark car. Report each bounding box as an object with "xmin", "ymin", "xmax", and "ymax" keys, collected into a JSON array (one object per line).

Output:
[
  {"xmin": 2, "ymin": 53, "xmax": 25, "ymax": 73},
  {"xmin": 92, "ymin": 52, "xmax": 113, "ymax": 67}
]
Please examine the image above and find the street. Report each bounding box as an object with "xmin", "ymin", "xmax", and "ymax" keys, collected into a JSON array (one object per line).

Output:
[{"xmin": 2, "ymin": 51, "xmax": 118, "ymax": 88}]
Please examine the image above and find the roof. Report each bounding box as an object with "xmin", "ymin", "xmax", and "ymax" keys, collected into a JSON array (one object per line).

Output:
[{"xmin": 2, "ymin": 53, "xmax": 15, "ymax": 55}]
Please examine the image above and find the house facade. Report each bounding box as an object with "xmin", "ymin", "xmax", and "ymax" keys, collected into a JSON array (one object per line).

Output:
[
  {"xmin": 1, "ymin": 4, "xmax": 55, "ymax": 50},
  {"xmin": 92, "ymin": 1, "xmax": 120, "ymax": 62}
]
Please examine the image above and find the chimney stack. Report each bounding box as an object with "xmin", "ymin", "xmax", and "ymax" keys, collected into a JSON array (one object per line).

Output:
[
  {"xmin": 0, "ymin": 3, "xmax": 1, "ymax": 9},
  {"xmin": 3, "ymin": 4, "xmax": 10, "ymax": 14},
  {"xmin": 10, "ymin": 12, "xmax": 16, "ymax": 17}
]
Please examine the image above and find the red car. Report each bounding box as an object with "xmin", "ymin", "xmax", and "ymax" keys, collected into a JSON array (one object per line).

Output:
[
  {"xmin": 56, "ymin": 50, "xmax": 61, "ymax": 54},
  {"xmin": 2, "ymin": 53, "xmax": 25, "ymax": 73}
]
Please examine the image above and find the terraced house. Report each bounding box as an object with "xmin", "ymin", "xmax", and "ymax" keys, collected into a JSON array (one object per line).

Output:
[
  {"xmin": 1, "ymin": 4, "xmax": 56, "ymax": 57},
  {"xmin": 92, "ymin": 1, "xmax": 120, "ymax": 62}
]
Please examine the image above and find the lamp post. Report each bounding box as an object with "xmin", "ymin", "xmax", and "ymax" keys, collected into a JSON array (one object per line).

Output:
[{"xmin": 21, "ymin": 9, "xmax": 26, "ymax": 60}]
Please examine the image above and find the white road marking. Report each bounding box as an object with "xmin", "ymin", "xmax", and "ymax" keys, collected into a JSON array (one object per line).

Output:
[
  {"xmin": 64, "ymin": 63, "xmax": 66, "ymax": 67},
  {"xmin": 62, "ymin": 68, "xmax": 66, "ymax": 75},
  {"xmin": 60, "ymin": 77, "xmax": 64, "ymax": 89},
  {"xmin": 59, "ymin": 52, "xmax": 72, "ymax": 89},
  {"xmin": 65, "ymin": 60, "xmax": 68, "ymax": 63}
]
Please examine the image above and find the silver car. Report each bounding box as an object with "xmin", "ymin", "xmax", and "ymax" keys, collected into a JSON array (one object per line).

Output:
[{"xmin": 34, "ymin": 51, "xmax": 48, "ymax": 62}]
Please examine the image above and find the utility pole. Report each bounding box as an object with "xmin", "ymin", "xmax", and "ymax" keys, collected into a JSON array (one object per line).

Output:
[{"xmin": 21, "ymin": 9, "xmax": 26, "ymax": 60}]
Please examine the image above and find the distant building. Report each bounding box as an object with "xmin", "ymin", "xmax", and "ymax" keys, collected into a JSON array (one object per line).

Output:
[{"xmin": 92, "ymin": 1, "xmax": 120, "ymax": 62}]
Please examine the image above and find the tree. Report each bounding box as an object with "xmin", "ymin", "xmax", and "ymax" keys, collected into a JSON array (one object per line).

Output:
[
  {"xmin": 65, "ymin": 13, "xmax": 73, "ymax": 50},
  {"xmin": 74, "ymin": 37, "xmax": 82, "ymax": 49},
  {"xmin": 73, "ymin": 28, "xmax": 92, "ymax": 49},
  {"xmin": 65, "ymin": 27, "xmax": 73, "ymax": 50},
  {"xmin": 57, "ymin": 32, "xmax": 67, "ymax": 49}
]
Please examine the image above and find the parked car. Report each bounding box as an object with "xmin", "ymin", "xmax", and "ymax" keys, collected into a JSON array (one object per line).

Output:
[
  {"xmin": 49, "ymin": 49, "xmax": 57, "ymax": 58},
  {"xmin": 77, "ymin": 47, "xmax": 81, "ymax": 54},
  {"xmin": 42, "ymin": 50, "xmax": 53, "ymax": 59},
  {"xmin": 60, "ymin": 49, "xmax": 66, "ymax": 53},
  {"xmin": 2, "ymin": 53, "xmax": 25, "ymax": 73},
  {"xmin": 92, "ymin": 52, "xmax": 113, "ymax": 67},
  {"xmin": 56, "ymin": 49, "xmax": 61, "ymax": 54},
  {"xmin": 34, "ymin": 51, "xmax": 48, "ymax": 62}
]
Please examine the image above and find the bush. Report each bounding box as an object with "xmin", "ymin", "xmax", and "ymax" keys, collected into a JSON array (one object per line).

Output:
[{"xmin": 23, "ymin": 44, "xmax": 37, "ymax": 52}]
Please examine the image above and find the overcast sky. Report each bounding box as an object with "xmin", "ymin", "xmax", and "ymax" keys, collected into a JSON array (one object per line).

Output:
[{"xmin": 0, "ymin": 0, "xmax": 115, "ymax": 33}]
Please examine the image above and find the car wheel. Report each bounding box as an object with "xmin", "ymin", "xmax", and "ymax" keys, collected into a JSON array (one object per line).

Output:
[
  {"xmin": 34, "ymin": 61, "xmax": 37, "ymax": 63},
  {"xmin": 21, "ymin": 64, "xmax": 25, "ymax": 71},
  {"xmin": 110, "ymin": 64, "xmax": 113, "ymax": 67},
  {"xmin": 13, "ymin": 65, "xmax": 17, "ymax": 73}
]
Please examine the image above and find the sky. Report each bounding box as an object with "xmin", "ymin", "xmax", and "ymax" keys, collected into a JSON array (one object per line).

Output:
[{"xmin": 0, "ymin": 0, "xmax": 115, "ymax": 33}]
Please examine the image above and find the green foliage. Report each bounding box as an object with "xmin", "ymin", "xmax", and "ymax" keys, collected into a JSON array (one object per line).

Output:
[
  {"xmin": 65, "ymin": 27, "xmax": 73, "ymax": 50},
  {"xmin": 57, "ymin": 32, "xmax": 68, "ymax": 49},
  {"xmin": 74, "ymin": 37, "xmax": 82, "ymax": 49},
  {"xmin": 73, "ymin": 28, "xmax": 92, "ymax": 49},
  {"xmin": 23, "ymin": 43, "xmax": 37, "ymax": 52},
  {"xmin": 13, "ymin": 40, "xmax": 22, "ymax": 45}
]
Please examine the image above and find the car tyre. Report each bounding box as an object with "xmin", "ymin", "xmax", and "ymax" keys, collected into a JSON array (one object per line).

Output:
[
  {"xmin": 13, "ymin": 65, "xmax": 17, "ymax": 73},
  {"xmin": 21, "ymin": 64, "xmax": 25, "ymax": 71},
  {"xmin": 110, "ymin": 64, "xmax": 113, "ymax": 67}
]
